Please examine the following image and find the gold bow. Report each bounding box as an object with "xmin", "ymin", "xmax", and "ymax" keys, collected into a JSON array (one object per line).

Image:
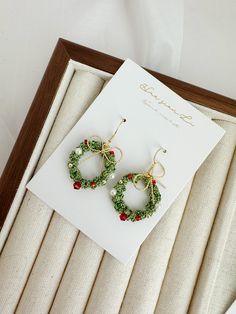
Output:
[
  {"xmin": 133, "ymin": 148, "xmax": 166, "ymax": 204},
  {"xmin": 78, "ymin": 118, "xmax": 126, "ymax": 167},
  {"xmin": 86, "ymin": 135, "xmax": 123, "ymax": 164}
]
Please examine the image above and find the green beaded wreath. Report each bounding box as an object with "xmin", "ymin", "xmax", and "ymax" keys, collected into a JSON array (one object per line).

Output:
[
  {"xmin": 111, "ymin": 173, "xmax": 161, "ymax": 222},
  {"xmin": 68, "ymin": 139, "xmax": 116, "ymax": 190}
]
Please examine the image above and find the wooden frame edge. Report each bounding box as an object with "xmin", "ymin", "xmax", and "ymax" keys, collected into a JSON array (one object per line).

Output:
[
  {"xmin": 61, "ymin": 38, "xmax": 236, "ymax": 116},
  {"xmin": 0, "ymin": 40, "xmax": 70, "ymax": 228}
]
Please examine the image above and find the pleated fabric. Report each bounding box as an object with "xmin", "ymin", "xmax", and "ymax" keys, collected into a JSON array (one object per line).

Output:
[
  {"xmin": 15, "ymin": 215, "xmax": 78, "ymax": 314},
  {"xmin": 50, "ymin": 233, "xmax": 104, "ymax": 314},
  {"xmin": 0, "ymin": 71, "xmax": 104, "ymax": 314},
  {"xmin": 49, "ymin": 177, "xmax": 192, "ymax": 314},
  {"xmin": 47, "ymin": 185, "xmax": 190, "ymax": 313},
  {"xmin": 84, "ymin": 253, "xmax": 137, "ymax": 314},
  {"xmin": 155, "ymin": 120, "xmax": 236, "ymax": 314},
  {"xmin": 189, "ymin": 151, "xmax": 236, "ymax": 314},
  {"xmin": 208, "ymin": 193, "xmax": 236, "ymax": 314},
  {"xmin": 15, "ymin": 76, "xmax": 107, "ymax": 314},
  {"xmin": 50, "ymin": 182, "xmax": 192, "ymax": 314},
  {"xmin": 119, "ymin": 181, "xmax": 192, "ymax": 314}
]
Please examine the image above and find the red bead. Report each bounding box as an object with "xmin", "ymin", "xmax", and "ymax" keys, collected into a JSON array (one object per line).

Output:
[
  {"xmin": 110, "ymin": 150, "xmax": 115, "ymax": 155},
  {"xmin": 135, "ymin": 215, "xmax": 141, "ymax": 221},
  {"xmin": 127, "ymin": 173, "xmax": 133, "ymax": 180},
  {"xmin": 152, "ymin": 179, "xmax": 157, "ymax": 185},
  {"xmin": 84, "ymin": 139, "xmax": 88, "ymax": 145},
  {"xmin": 90, "ymin": 181, "xmax": 96, "ymax": 188},
  {"xmin": 120, "ymin": 212, "xmax": 128, "ymax": 221},
  {"xmin": 73, "ymin": 181, "xmax": 81, "ymax": 190}
]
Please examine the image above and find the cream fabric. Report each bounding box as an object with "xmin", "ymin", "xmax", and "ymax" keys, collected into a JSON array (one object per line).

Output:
[
  {"xmin": 155, "ymin": 120, "xmax": 236, "ymax": 314},
  {"xmin": 16, "ymin": 79, "xmax": 108, "ymax": 314},
  {"xmin": 46, "ymin": 182, "xmax": 191, "ymax": 314},
  {"xmin": 16, "ymin": 215, "xmax": 78, "ymax": 314},
  {"xmin": 50, "ymin": 233, "xmax": 104, "ymax": 314},
  {"xmin": 50, "ymin": 181, "xmax": 191, "ymax": 314},
  {"xmin": 208, "ymin": 197, "xmax": 236, "ymax": 314},
  {"xmin": 48, "ymin": 167, "xmax": 191, "ymax": 314},
  {"xmin": 0, "ymin": 71, "xmax": 104, "ymax": 314},
  {"xmin": 85, "ymin": 253, "xmax": 137, "ymax": 314},
  {"xmin": 119, "ymin": 182, "xmax": 192, "ymax": 314},
  {"xmin": 189, "ymin": 151, "xmax": 236, "ymax": 314}
]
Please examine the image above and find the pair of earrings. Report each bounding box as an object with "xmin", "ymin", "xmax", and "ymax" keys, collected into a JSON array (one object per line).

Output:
[{"xmin": 67, "ymin": 119, "xmax": 166, "ymax": 222}]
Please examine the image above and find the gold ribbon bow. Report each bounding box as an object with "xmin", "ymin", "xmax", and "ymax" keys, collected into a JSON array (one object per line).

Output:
[
  {"xmin": 79, "ymin": 118, "xmax": 126, "ymax": 166},
  {"xmin": 133, "ymin": 148, "xmax": 166, "ymax": 204},
  {"xmin": 86, "ymin": 135, "xmax": 123, "ymax": 164}
]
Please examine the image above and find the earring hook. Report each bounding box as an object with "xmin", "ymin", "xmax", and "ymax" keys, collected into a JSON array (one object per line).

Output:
[
  {"xmin": 153, "ymin": 147, "xmax": 167, "ymax": 164},
  {"xmin": 148, "ymin": 147, "xmax": 167, "ymax": 178},
  {"xmin": 108, "ymin": 118, "xmax": 126, "ymax": 143}
]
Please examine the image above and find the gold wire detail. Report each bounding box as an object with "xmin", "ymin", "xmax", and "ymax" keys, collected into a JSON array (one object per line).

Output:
[
  {"xmin": 133, "ymin": 147, "xmax": 167, "ymax": 203},
  {"xmin": 78, "ymin": 118, "xmax": 126, "ymax": 166}
]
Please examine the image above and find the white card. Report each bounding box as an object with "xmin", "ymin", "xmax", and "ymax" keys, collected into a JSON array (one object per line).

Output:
[{"xmin": 27, "ymin": 59, "xmax": 225, "ymax": 264}]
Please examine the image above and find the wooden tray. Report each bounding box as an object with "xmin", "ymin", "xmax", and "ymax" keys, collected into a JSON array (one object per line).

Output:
[{"xmin": 0, "ymin": 37, "xmax": 236, "ymax": 230}]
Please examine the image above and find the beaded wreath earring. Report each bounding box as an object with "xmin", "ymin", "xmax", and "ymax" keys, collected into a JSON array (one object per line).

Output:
[
  {"xmin": 68, "ymin": 118, "xmax": 126, "ymax": 190},
  {"xmin": 110, "ymin": 147, "xmax": 166, "ymax": 222}
]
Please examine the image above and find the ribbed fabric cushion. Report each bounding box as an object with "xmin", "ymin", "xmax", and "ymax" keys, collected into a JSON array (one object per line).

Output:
[
  {"xmin": 189, "ymin": 151, "xmax": 236, "ymax": 314},
  {"xmin": 84, "ymin": 253, "xmax": 137, "ymax": 314},
  {"xmin": 16, "ymin": 77, "xmax": 108, "ymax": 314},
  {"xmin": 155, "ymin": 120, "xmax": 236, "ymax": 314},
  {"xmin": 50, "ymin": 233, "xmax": 104, "ymax": 314},
  {"xmin": 0, "ymin": 71, "xmax": 104, "ymax": 314},
  {"xmin": 0, "ymin": 70, "xmax": 235, "ymax": 314},
  {"xmin": 208, "ymin": 186, "xmax": 236, "ymax": 314},
  {"xmin": 119, "ymin": 182, "xmax": 192, "ymax": 314}
]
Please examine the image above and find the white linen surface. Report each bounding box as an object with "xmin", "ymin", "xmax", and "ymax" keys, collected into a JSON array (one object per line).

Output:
[{"xmin": 1, "ymin": 0, "xmax": 236, "ymax": 174}]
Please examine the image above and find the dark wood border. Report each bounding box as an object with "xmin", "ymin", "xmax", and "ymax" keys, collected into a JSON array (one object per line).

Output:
[{"xmin": 0, "ymin": 38, "xmax": 235, "ymax": 230}]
